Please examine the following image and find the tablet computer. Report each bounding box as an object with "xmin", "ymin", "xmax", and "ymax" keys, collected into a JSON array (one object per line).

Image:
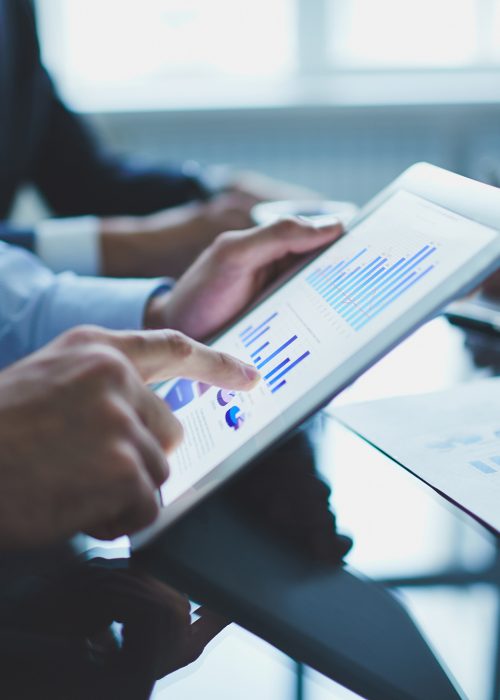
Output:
[{"xmin": 132, "ymin": 163, "xmax": 500, "ymax": 549}]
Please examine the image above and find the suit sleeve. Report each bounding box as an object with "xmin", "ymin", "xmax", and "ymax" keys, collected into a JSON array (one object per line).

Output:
[
  {"xmin": 31, "ymin": 71, "xmax": 209, "ymax": 217},
  {"xmin": 0, "ymin": 223, "xmax": 35, "ymax": 252}
]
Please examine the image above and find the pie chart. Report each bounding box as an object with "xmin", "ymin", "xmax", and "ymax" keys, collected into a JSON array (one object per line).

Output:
[
  {"xmin": 225, "ymin": 405, "xmax": 245, "ymax": 430},
  {"xmin": 217, "ymin": 389, "xmax": 236, "ymax": 407}
]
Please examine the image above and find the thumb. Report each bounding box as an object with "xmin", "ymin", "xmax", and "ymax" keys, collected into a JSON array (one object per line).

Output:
[
  {"xmin": 99, "ymin": 329, "xmax": 261, "ymax": 389},
  {"xmin": 227, "ymin": 218, "xmax": 343, "ymax": 269}
]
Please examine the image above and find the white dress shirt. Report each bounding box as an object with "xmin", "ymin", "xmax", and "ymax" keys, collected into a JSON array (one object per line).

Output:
[{"xmin": 34, "ymin": 216, "xmax": 101, "ymax": 275}]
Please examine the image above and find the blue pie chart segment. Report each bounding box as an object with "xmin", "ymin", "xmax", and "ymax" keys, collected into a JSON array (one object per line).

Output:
[{"xmin": 225, "ymin": 405, "xmax": 245, "ymax": 430}]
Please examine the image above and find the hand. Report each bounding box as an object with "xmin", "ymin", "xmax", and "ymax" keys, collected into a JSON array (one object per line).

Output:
[
  {"xmin": 145, "ymin": 218, "xmax": 343, "ymax": 339},
  {"xmin": 4, "ymin": 555, "xmax": 228, "ymax": 696},
  {"xmin": 0, "ymin": 326, "xmax": 259, "ymax": 547},
  {"xmin": 228, "ymin": 169, "xmax": 323, "ymax": 203},
  {"xmin": 100, "ymin": 191, "xmax": 258, "ymax": 279},
  {"xmin": 73, "ymin": 558, "xmax": 227, "ymax": 681}
]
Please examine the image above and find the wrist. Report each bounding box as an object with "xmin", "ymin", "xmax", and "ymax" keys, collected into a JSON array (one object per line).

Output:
[
  {"xmin": 100, "ymin": 216, "xmax": 145, "ymax": 277},
  {"xmin": 144, "ymin": 289, "xmax": 174, "ymax": 330},
  {"xmin": 100, "ymin": 203, "xmax": 208, "ymax": 279}
]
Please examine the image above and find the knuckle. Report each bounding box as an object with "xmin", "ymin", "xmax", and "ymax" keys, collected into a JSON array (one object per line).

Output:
[
  {"xmin": 164, "ymin": 417, "xmax": 184, "ymax": 454},
  {"xmin": 100, "ymin": 397, "xmax": 134, "ymax": 433},
  {"xmin": 109, "ymin": 443, "xmax": 143, "ymax": 493},
  {"xmin": 216, "ymin": 350, "xmax": 235, "ymax": 376},
  {"xmin": 273, "ymin": 216, "xmax": 308, "ymax": 234},
  {"xmin": 165, "ymin": 330, "xmax": 193, "ymax": 361},
  {"xmin": 86, "ymin": 348, "xmax": 130, "ymax": 386},
  {"xmin": 211, "ymin": 231, "xmax": 240, "ymax": 262},
  {"xmin": 59, "ymin": 325, "xmax": 106, "ymax": 349},
  {"xmin": 125, "ymin": 330, "xmax": 148, "ymax": 357}
]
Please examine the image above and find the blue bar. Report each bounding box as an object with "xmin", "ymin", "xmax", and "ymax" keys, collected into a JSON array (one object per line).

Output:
[
  {"xmin": 271, "ymin": 380, "xmax": 287, "ymax": 394},
  {"xmin": 310, "ymin": 262, "xmax": 343, "ymax": 290},
  {"xmin": 336, "ymin": 266, "xmax": 387, "ymax": 314},
  {"xmin": 344, "ymin": 247, "xmax": 435, "ymax": 324},
  {"xmin": 350, "ymin": 270, "xmax": 418, "ymax": 330},
  {"xmin": 319, "ymin": 268, "xmax": 355, "ymax": 297},
  {"xmin": 251, "ymin": 341, "xmax": 269, "ymax": 359},
  {"xmin": 241, "ymin": 312, "xmax": 278, "ymax": 343},
  {"xmin": 307, "ymin": 265, "xmax": 332, "ymax": 285},
  {"xmin": 307, "ymin": 265, "xmax": 331, "ymax": 282},
  {"xmin": 320, "ymin": 271, "xmax": 348, "ymax": 298},
  {"xmin": 256, "ymin": 335, "xmax": 298, "ymax": 370},
  {"xmin": 340, "ymin": 258, "xmax": 406, "ymax": 320},
  {"xmin": 322, "ymin": 266, "xmax": 361, "ymax": 301},
  {"xmin": 470, "ymin": 460, "xmax": 496, "ymax": 474},
  {"xmin": 363, "ymin": 249, "xmax": 435, "ymax": 313},
  {"xmin": 253, "ymin": 356, "xmax": 261, "ymax": 364},
  {"xmin": 268, "ymin": 351, "xmax": 311, "ymax": 385},
  {"xmin": 244, "ymin": 326, "xmax": 270, "ymax": 347},
  {"xmin": 352, "ymin": 270, "xmax": 418, "ymax": 326},
  {"xmin": 330, "ymin": 260, "xmax": 388, "ymax": 310},
  {"xmin": 314, "ymin": 249, "xmax": 368, "ymax": 294},
  {"xmin": 326, "ymin": 256, "xmax": 384, "ymax": 306},
  {"xmin": 313, "ymin": 260, "xmax": 348, "ymax": 293},
  {"xmin": 240, "ymin": 325, "xmax": 253, "ymax": 338},
  {"xmin": 354, "ymin": 266, "xmax": 434, "ymax": 331},
  {"xmin": 264, "ymin": 357, "xmax": 290, "ymax": 380}
]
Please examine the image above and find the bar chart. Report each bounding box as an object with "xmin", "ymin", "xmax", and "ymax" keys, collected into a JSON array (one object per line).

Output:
[
  {"xmin": 239, "ymin": 312, "xmax": 310, "ymax": 394},
  {"xmin": 306, "ymin": 244, "xmax": 436, "ymax": 331}
]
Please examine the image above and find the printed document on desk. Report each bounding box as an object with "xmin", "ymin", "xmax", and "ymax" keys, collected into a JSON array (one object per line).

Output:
[{"xmin": 332, "ymin": 378, "xmax": 500, "ymax": 532}]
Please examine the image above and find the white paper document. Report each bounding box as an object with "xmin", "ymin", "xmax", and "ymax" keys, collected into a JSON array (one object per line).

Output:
[{"xmin": 332, "ymin": 379, "xmax": 500, "ymax": 532}]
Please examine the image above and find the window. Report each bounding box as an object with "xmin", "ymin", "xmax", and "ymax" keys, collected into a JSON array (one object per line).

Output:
[
  {"xmin": 327, "ymin": 0, "xmax": 500, "ymax": 69},
  {"xmin": 35, "ymin": 0, "xmax": 500, "ymax": 111}
]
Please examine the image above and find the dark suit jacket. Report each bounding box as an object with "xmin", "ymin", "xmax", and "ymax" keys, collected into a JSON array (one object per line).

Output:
[{"xmin": 0, "ymin": 0, "xmax": 208, "ymax": 250}]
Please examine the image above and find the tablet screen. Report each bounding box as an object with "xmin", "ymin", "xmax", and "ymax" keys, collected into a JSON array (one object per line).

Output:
[{"xmin": 154, "ymin": 189, "xmax": 497, "ymax": 509}]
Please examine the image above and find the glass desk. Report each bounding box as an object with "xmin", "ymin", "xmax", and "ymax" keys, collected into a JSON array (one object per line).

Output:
[{"xmin": 0, "ymin": 319, "xmax": 498, "ymax": 700}]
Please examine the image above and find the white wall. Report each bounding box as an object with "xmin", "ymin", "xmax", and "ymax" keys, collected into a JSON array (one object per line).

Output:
[{"xmin": 89, "ymin": 103, "xmax": 500, "ymax": 206}]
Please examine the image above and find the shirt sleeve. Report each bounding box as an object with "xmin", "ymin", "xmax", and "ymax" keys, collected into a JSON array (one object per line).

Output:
[
  {"xmin": 0, "ymin": 243, "xmax": 171, "ymax": 369},
  {"xmin": 34, "ymin": 216, "xmax": 101, "ymax": 275}
]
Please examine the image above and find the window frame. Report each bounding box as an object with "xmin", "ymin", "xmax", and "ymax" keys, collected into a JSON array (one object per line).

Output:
[{"xmin": 34, "ymin": 0, "xmax": 500, "ymax": 113}]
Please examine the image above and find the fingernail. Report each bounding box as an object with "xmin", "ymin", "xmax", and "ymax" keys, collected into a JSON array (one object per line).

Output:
[{"xmin": 244, "ymin": 365, "xmax": 260, "ymax": 383}]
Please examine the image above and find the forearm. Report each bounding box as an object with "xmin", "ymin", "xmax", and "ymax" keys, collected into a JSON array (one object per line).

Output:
[
  {"xmin": 0, "ymin": 244, "xmax": 167, "ymax": 368},
  {"xmin": 99, "ymin": 201, "xmax": 220, "ymax": 279}
]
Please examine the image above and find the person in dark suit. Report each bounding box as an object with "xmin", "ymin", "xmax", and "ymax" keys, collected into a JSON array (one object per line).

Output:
[{"xmin": 0, "ymin": 0, "xmax": 311, "ymax": 279}]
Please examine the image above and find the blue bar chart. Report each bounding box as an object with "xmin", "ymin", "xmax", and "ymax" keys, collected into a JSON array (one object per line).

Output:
[
  {"xmin": 306, "ymin": 244, "xmax": 436, "ymax": 331},
  {"xmin": 239, "ymin": 313, "xmax": 310, "ymax": 394}
]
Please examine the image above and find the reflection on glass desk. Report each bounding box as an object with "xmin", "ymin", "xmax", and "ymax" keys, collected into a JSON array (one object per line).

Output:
[{"xmin": 0, "ymin": 318, "xmax": 498, "ymax": 700}]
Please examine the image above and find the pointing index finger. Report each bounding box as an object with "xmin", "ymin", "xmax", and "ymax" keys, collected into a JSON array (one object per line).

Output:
[{"xmin": 107, "ymin": 330, "xmax": 261, "ymax": 389}]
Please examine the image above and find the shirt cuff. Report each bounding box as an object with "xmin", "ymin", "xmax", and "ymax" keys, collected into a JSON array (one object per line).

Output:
[
  {"xmin": 35, "ymin": 276, "xmax": 172, "ymax": 348},
  {"xmin": 35, "ymin": 216, "xmax": 101, "ymax": 275}
]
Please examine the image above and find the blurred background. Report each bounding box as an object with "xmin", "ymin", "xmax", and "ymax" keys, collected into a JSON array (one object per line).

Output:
[{"xmin": 30, "ymin": 0, "xmax": 500, "ymax": 209}]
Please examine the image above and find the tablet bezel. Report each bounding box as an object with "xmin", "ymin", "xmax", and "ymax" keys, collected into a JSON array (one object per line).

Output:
[{"xmin": 132, "ymin": 162, "xmax": 500, "ymax": 549}]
